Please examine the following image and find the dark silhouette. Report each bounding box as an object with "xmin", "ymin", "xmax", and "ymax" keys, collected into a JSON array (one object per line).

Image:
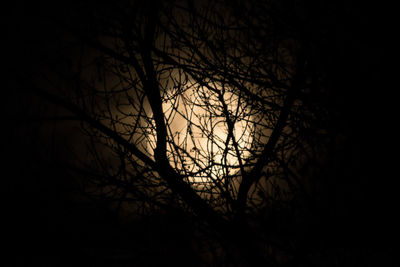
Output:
[{"xmin": 5, "ymin": 0, "xmax": 397, "ymax": 266}]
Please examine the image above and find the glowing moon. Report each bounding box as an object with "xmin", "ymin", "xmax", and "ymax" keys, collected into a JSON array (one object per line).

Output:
[{"xmin": 147, "ymin": 80, "xmax": 254, "ymax": 185}]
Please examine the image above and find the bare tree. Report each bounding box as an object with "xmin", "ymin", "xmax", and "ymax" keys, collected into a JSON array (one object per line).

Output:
[{"xmin": 24, "ymin": 0, "xmax": 338, "ymax": 265}]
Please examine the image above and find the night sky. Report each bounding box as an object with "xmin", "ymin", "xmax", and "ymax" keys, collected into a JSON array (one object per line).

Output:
[{"xmin": 3, "ymin": 1, "xmax": 398, "ymax": 266}]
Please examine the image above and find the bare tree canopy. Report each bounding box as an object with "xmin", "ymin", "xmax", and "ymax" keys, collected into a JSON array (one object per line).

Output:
[{"xmin": 5, "ymin": 0, "xmax": 398, "ymax": 266}]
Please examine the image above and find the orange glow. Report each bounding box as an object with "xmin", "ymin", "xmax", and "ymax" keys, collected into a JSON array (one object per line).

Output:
[{"xmin": 147, "ymin": 79, "xmax": 254, "ymax": 185}]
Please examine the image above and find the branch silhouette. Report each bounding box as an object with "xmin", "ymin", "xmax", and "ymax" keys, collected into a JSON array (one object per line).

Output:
[{"xmin": 24, "ymin": 0, "xmax": 342, "ymax": 265}]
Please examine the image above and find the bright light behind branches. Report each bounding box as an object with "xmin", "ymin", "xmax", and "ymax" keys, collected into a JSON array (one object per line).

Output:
[{"xmin": 146, "ymin": 78, "xmax": 254, "ymax": 186}]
